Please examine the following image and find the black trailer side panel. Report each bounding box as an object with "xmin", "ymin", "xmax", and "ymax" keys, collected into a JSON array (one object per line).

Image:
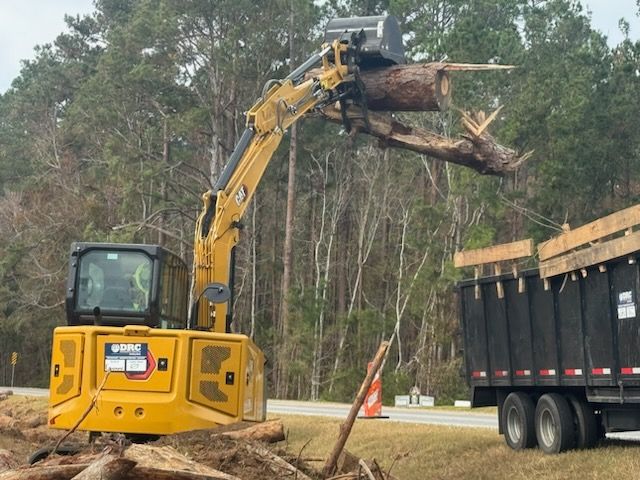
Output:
[
  {"xmin": 554, "ymin": 277, "xmax": 586, "ymax": 386},
  {"xmin": 611, "ymin": 261, "xmax": 640, "ymax": 386},
  {"xmin": 504, "ymin": 279, "xmax": 534, "ymax": 386},
  {"xmin": 461, "ymin": 286, "xmax": 490, "ymax": 386},
  {"xmin": 483, "ymin": 283, "xmax": 512, "ymax": 385},
  {"xmin": 582, "ymin": 268, "xmax": 616, "ymax": 387},
  {"xmin": 528, "ymin": 276, "xmax": 559, "ymax": 386}
]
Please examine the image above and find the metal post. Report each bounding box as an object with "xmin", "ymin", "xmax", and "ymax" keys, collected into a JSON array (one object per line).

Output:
[{"xmin": 10, "ymin": 364, "xmax": 14, "ymax": 388}]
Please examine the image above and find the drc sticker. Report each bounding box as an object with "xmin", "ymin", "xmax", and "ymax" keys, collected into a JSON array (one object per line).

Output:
[
  {"xmin": 617, "ymin": 291, "xmax": 637, "ymax": 320},
  {"xmin": 105, "ymin": 343, "xmax": 148, "ymax": 373}
]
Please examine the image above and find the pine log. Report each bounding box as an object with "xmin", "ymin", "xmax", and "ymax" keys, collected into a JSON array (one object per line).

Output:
[
  {"xmin": 70, "ymin": 455, "xmax": 136, "ymax": 480},
  {"xmin": 359, "ymin": 64, "xmax": 450, "ymax": 111},
  {"xmin": 220, "ymin": 419, "xmax": 285, "ymax": 443},
  {"xmin": 305, "ymin": 63, "xmax": 451, "ymax": 112},
  {"xmin": 316, "ymin": 105, "xmax": 527, "ymax": 175},
  {"xmin": 123, "ymin": 445, "xmax": 240, "ymax": 480},
  {"xmin": 307, "ymin": 62, "xmax": 515, "ymax": 113},
  {"xmin": 0, "ymin": 464, "xmax": 88, "ymax": 480},
  {"xmin": 308, "ymin": 64, "xmax": 450, "ymax": 112}
]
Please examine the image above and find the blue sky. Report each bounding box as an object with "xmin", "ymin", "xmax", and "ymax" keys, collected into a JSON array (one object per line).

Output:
[{"xmin": 0, "ymin": 0, "xmax": 638, "ymax": 93}]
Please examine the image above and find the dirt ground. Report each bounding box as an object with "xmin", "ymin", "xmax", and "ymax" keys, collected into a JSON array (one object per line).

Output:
[{"xmin": 0, "ymin": 395, "xmax": 322, "ymax": 479}]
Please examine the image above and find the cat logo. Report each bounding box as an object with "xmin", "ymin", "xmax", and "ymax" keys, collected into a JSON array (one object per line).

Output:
[{"xmin": 235, "ymin": 185, "xmax": 248, "ymax": 206}]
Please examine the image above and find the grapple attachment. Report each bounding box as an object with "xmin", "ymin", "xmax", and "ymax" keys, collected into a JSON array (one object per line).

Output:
[{"xmin": 324, "ymin": 15, "xmax": 405, "ymax": 69}]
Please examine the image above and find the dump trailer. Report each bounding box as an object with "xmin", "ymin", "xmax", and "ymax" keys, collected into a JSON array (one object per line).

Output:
[{"xmin": 459, "ymin": 251, "xmax": 640, "ymax": 453}]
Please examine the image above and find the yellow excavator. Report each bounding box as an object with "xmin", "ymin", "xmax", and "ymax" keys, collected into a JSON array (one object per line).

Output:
[{"xmin": 48, "ymin": 16, "xmax": 405, "ymax": 438}]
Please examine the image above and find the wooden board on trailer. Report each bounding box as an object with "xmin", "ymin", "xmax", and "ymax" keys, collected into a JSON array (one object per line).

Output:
[
  {"xmin": 539, "ymin": 230, "xmax": 640, "ymax": 278},
  {"xmin": 537, "ymin": 204, "xmax": 640, "ymax": 261},
  {"xmin": 454, "ymin": 238, "xmax": 534, "ymax": 268}
]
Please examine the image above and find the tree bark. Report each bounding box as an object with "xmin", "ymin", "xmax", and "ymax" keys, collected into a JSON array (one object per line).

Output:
[
  {"xmin": 323, "ymin": 341, "xmax": 389, "ymax": 478},
  {"xmin": 0, "ymin": 464, "xmax": 88, "ymax": 480},
  {"xmin": 316, "ymin": 105, "xmax": 527, "ymax": 175},
  {"xmin": 359, "ymin": 63, "xmax": 451, "ymax": 111},
  {"xmin": 220, "ymin": 419, "xmax": 285, "ymax": 443},
  {"xmin": 308, "ymin": 63, "xmax": 451, "ymax": 112},
  {"xmin": 70, "ymin": 455, "xmax": 136, "ymax": 480}
]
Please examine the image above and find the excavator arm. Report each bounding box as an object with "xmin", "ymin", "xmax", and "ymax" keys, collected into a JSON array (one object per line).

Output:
[{"xmin": 192, "ymin": 37, "xmax": 361, "ymax": 332}]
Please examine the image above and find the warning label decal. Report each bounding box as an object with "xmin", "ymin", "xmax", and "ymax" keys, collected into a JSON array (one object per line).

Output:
[
  {"xmin": 617, "ymin": 291, "xmax": 637, "ymax": 320},
  {"xmin": 105, "ymin": 343, "xmax": 148, "ymax": 373}
]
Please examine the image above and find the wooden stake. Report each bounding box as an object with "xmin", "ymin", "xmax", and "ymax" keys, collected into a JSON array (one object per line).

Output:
[
  {"xmin": 494, "ymin": 263, "xmax": 504, "ymax": 299},
  {"xmin": 322, "ymin": 342, "xmax": 389, "ymax": 478},
  {"xmin": 518, "ymin": 277, "xmax": 525, "ymax": 294}
]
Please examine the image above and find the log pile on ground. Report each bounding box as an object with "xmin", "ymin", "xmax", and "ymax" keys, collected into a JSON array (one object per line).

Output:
[
  {"xmin": 0, "ymin": 421, "xmax": 397, "ymax": 479},
  {"xmin": 0, "ymin": 388, "xmax": 398, "ymax": 479}
]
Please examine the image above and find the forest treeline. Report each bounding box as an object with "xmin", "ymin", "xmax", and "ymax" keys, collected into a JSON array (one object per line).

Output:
[{"xmin": 1, "ymin": 0, "xmax": 639, "ymax": 403}]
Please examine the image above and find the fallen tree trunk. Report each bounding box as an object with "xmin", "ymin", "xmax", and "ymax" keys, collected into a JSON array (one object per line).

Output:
[
  {"xmin": 308, "ymin": 62, "xmax": 514, "ymax": 113},
  {"xmin": 220, "ymin": 419, "xmax": 284, "ymax": 443},
  {"xmin": 316, "ymin": 105, "xmax": 528, "ymax": 175},
  {"xmin": 0, "ymin": 464, "xmax": 88, "ymax": 480},
  {"xmin": 70, "ymin": 455, "xmax": 136, "ymax": 480},
  {"xmin": 124, "ymin": 445, "xmax": 240, "ymax": 480}
]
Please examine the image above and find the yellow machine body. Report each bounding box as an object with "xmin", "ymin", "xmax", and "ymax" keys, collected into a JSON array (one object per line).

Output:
[{"xmin": 49, "ymin": 325, "xmax": 265, "ymax": 434}]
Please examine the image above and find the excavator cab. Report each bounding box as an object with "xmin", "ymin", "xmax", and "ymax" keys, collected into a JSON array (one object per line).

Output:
[
  {"xmin": 65, "ymin": 243, "xmax": 189, "ymax": 329},
  {"xmin": 323, "ymin": 15, "xmax": 405, "ymax": 69}
]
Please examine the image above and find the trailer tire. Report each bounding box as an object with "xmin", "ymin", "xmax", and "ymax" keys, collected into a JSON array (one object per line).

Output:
[
  {"xmin": 566, "ymin": 395, "xmax": 598, "ymax": 449},
  {"xmin": 502, "ymin": 392, "xmax": 536, "ymax": 450},
  {"xmin": 535, "ymin": 393, "xmax": 576, "ymax": 453}
]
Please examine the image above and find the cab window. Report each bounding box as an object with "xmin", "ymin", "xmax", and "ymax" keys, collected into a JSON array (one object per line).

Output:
[{"xmin": 76, "ymin": 251, "xmax": 152, "ymax": 313}]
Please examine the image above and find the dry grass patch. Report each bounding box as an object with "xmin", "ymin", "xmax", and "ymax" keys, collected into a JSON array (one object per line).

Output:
[{"xmin": 277, "ymin": 414, "xmax": 640, "ymax": 479}]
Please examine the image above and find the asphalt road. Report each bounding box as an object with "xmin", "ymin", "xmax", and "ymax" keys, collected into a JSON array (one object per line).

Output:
[{"xmin": 267, "ymin": 399, "xmax": 498, "ymax": 428}]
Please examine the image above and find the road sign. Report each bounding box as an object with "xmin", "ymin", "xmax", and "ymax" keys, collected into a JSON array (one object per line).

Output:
[{"xmin": 10, "ymin": 352, "xmax": 17, "ymax": 388}]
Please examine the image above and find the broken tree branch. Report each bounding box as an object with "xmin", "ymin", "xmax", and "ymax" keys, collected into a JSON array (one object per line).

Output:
[
  {"xmin": 322, "ymin": 342, "xmax": 390, "ymax": 478},
  {"xmin": 315, "ymin": 105, "xmax": 529, "ymax": 175}
]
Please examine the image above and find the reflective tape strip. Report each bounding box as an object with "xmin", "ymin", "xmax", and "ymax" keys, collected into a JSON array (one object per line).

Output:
[
  {"xmin": 494, "ymin": 370, "xmax": 509, "ymax": 377},
  {"xmin": 539, "ymin": 369, "xmax": 556, "ymax": 376},
  {"xmin": 591, "ymin": 368, "xmax": 612, "ymax": 375},
  {"xmin": 471, "ymin": 371, "xmax": 487, "ymax": 378},
  {"xmin": 515, "ymin": 369, "xmax": 532, "ymax": 376},
  {"xmin": 621, "ymin": 367, "xmax": 640, "ymax": 375},
  {"xmin": 564, "ymin": 368, "xmax": 583, "ymax": 376}
]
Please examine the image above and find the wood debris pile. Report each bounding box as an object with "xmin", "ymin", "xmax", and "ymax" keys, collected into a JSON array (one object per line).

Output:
[{"xmin": 0, "ymin": 374, "xmax": 398, "ymax": 480}]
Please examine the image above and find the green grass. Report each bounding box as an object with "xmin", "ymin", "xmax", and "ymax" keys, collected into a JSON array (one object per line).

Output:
[{"xmin": 277, "ymin": 414, "xmax": 640, "ymax": 479}]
